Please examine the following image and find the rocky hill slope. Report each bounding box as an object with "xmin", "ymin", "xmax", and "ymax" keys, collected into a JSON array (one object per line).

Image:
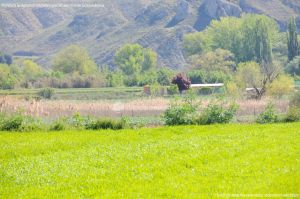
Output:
[{"xmin": 0, "ymin": 0, "xmax": 299, "ymax": 69}]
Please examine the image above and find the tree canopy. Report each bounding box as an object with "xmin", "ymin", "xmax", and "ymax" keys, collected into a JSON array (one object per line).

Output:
[
  {"xmin": 287, "ymin": 17, "xmax": 299, "ymax": 61},
  {"xmin": 52, "ymin": 45, "xmax": 97, "ymax": 75},
  {"xmin": 184, "ymin": 14, "xmax": 278, "ymax": 64},
  {"xmin": 114, "ymin": 44, "xmax": 157, "ymax": 75}
]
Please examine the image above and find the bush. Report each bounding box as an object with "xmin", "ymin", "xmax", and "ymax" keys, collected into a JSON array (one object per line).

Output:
[
  {"xmin": 38, "ymin": 88, "xmax": 55, "ymax": 99},
  {"xmin": 256, "ymin": 103, "xmax": 278, "ymax": 124},
  {"xmin": 197, "ymin": 103, "xmax": 238, "ymax": 125},
  {"xmin": 167, "ymin": 85, "xmax": 179, "ymax": 95},
  {"xmin": 0, "ymin": 114, "xmax": 23, "ymax": 131},
  {"xmin": 290, "ymin": 92, "xmax": 300, "ymax": 108},
  {"xmin": 164, "ymin": 95, "xmax": 198, "ymax": 126},
  {"xmin": 284, "ymin": 107, "xmax": 300, "ymax": 123},
  {"xmin": 157, "ymin": 67, "xmax": 174, "ymax": 86},
  {"xmin": 50, "ymin": 120, "xmax": 66, "ymax": 131},
  {"xmin": 85, "ymin": 118, "xmax": 126, "ymax": 130},
  {"xmin": 188, "ymin": 70, "xmax": 206, "ymax": 84},
  {"xmin": 267, "ymin": 75, "xmax": 294, "ymax": 98},
  {"xmin": 0, "ymin": 114, "xmax": 43, "ymax": 132},
  {"xmin": 284, "ymin": 92, "xmax": 300, "ymax": 122}
]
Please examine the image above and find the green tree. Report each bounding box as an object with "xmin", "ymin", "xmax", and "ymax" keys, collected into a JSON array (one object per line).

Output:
[
  {"xmin": 114, "ymin": 44, "xmax": 157, "ymax": 86},
  {"xmin": 236, "ymin": 61, "xmax": 281, "ymax": 99},
  {"xmin": 0, "ymin": 64, "xmax": 17, "ymax": 89},
  {"xmin": 285, "ymin": 56, "xmax": 300, "ymax": 76},
  {"xmin": 183, "ymin": 32, "xmax": 212, "ymax": 56},
  {"xmin": 23, "ymin": 60, "xmax": 43, "ymax": 80},
  {"xmin": 287, "ymin": 17, "xmax": 299, "ymax": 61},
  {"xmin": 53, "ymin": 45, "xmax": 97, "ymax": 75},
  {"xmin": 267, "ymin": 74, "xmax": 294, "ymax": 98},
  {"xmin": 115, "ymin": 44, "xmax": 157, "ymax": 75},
  {"xmin": 184, "ymin": 14, "xmax": 278, "ymax": 64},
  {"xmin": 189, "ymin": 49, "xmax": 236, "ymax": 73},
  {"xmin": 0, "ymin": 52, "xmax": 12, "ymax": 65},
  {"xmin": 157, "ymin": 67, "xmax": 175, "ymax": 86},
  {"xmin": 240, "ymin": 15, "xmax": 276, "ymax": 64}
]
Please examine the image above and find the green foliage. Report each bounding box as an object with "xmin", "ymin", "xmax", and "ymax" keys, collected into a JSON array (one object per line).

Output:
[
  {"xmin": 188, "ymin": 70, "xmax": 206, "ymax": 84},
  {"xmin": 107, "ymin": 71, "xmax": 124, "ymax": 87},
  {"xmin": 50, "ymin": 120, "xmax": 66, "ymax": 131},
  {"xmin": 236, "ymin": 61, "xmax": 262, "ymax": 89},
  {"xmin": 189, "ymin": 49, "xmax": 236, "ymax": 74},
  {"xmin": 0, "ymin": 113, "xmax": 42, "ymax": 132},
  {"xmin": 287, "ymin": 17, "xmax": 299, "ymax": 61},
  {"xmin": 188, "ymin": 69, "xmax": 229, "ymax": 84},
  {"xmin": 286, "ymin": 56, "xmax": 300, "ymax": 76},
  {"xmin": 115, "ymin": 44, "xmax": 157, "ymax": 75},
  {"xmin": 284, "ymin": 107, "xmax": 300, "ymax": 123},
  {"xmin": 197, "ymin": 102, "xmax": 238, "ymax": 125},
  {"xmin": 0, "ymin": 52, "xmax": 12, "ymax": 65},
  {"xmin": 164, "ymin": 95, "xmax": 198, "ymax": 126},
  {"xmin": 138, "ymin": 70, "xmax": 158, "ymax": 86},
  {"xmin": 256, "ymin": 103, "xmax": 278, "ymax": 124},
  {"xmin": 0, "ymin": 64, "xmax": 18, "ymax": 89},
  {"xmin": 241, "ymin": 15, "xmax": 274, "ymax": 64},
  {"xmin": 53, "ymin": 45, "xmax": 97, "ymax": 75},
  {"xmin": 167, "ymin": 85, "xmax": 179, "ymax": 95},
  {"xmin": 235, "ymin": 61, "xmax": 281, "ymax": 99},
  {"xmin": 267, "ymin": 74, "xmax": 294, "ymax": 98},
  {"xmin": 183, "ymin": 32, "xmax": 211, "ymax": 56},
  {"xmin": 184, "ymin": 14, "xmax": 278, "ymax": 64},
  {"xmin": 85, "ymin": 118, "xmax": 126, "ymax": 130},
  {"xmin": 290, "ymin": 91, "xmax": 300, "ymax": 108},
  {"xmin": 37, "ymin": 88, "xmax": 55, "ymax": 99},
  {"xmin": 157, "ymin": 67, "xmax": 175, "ymax": 86},
  {"xmin": 23, "ymin": 60, "xmax": 43, "ymax": 80}
]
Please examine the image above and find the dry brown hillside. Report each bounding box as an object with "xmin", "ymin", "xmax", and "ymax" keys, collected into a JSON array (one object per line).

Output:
[{"xmin": 0, "ymin": 0, "xmax": 299, "ymax": 68}]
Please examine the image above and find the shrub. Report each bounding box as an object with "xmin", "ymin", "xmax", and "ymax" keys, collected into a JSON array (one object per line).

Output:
[
  {"xmin": 290, "ymin": 92, "xmax": 300, "ymax": 108},
  {"xmin": 0, "ymin": 114, "xmax": 43, "ymax": 132},
  {"xmin": 267, "ymin": 75, "xmax": 294, "ymax": 98},
  {"xmin": 226, "ymin": 81, "xmax": 240, "ymax": 98},
  {"xmin": 284, "ymin": 92, "xmax": 300, "ymax": 122},
  {"xmin": 85, "ymin": 118, "xmax": 126, "ymax": 130},
  {"xmin": 164, "ymin": 95, "xmax": 198, "ymax": 126},
  {"xmin": 157, "ymin": 67, "xmax": 174, "ymax": 86},
  {"xmin": 167, "ymin": 85, "xmax": 179, "ymax": 95},
  {"xmin": 67, "ymin": 113, "xmax": 90, "ymax": 129},
  {"xmin": 284, "ymin": 107, "xmax": 300, "ymax": 123},
  {"xmin": 38, "ymin": 88, "xmax": 55, "ymax": 99},
  {"xmin": 197, "ymin": 103, "xmax": 238, "ymax": 125},
  {"xmin": 50, "ymin": 120, "xmax": 66, "ymax": 131},
  {"xmin": 0, "ymin": 114, "xmax": 23, "ymax": 131},
  {"xmin": 188, "ymin": 70, "xmax": 206, "ymax": 84},
  {"xmin": 256, "ymin": 103, "xmax": 278, "ymax": 124}
]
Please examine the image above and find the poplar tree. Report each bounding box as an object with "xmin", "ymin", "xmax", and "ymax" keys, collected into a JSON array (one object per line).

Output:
[{"xmin": 287, "ymin": 17, "xmax": 299, "ymax": 61}]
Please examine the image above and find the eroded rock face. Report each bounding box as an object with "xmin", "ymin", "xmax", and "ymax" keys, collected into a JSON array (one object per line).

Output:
[
  {"xmin": 167, "ymin": 0, "xmax": 190, "ymax": 27},
  {"xmin": 194, "ymin": 0, "xmax": 242, "ymax": 30},
  {"xmin": 203, "ymin": 0, "xmax": 242, "ymax": 19}
]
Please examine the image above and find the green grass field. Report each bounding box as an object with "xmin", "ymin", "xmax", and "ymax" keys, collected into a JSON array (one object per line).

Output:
[{"xmin": 1, "ymin": 124, "xmax": 299, "ymax": 198}]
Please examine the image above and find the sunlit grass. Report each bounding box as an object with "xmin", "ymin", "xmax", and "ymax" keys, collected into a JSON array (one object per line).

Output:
[{"xmin": 0, "ymin": 123, "xmax": 299, "ymax": 198}]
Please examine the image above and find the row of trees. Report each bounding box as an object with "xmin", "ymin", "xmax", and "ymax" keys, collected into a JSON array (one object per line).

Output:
[
  {"xmin": 0, "ymin": 14, "xmax": 298, "ymax": 100},
  {"xmin": 0, "ymin": 44, "xmax": 176, "ymax": 89},
  {"xmin": 182, "ymin": 14, "xmax": 298, "ymax": 99}
]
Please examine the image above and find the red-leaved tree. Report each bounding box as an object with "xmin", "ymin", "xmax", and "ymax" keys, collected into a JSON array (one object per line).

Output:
[{"xmin": 172, "ymin": 73, "xmax": 191, "ymax": 93}]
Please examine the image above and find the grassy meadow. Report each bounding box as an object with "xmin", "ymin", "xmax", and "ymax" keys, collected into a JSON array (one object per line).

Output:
[{"xmin": 1, "ymin": 123, "xmax": 299, "ymax": 198}]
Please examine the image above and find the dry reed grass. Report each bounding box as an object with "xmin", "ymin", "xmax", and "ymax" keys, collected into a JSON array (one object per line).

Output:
[{"xmin": 0, "ymin": 96, "xmax": 289, "ymax": 119}]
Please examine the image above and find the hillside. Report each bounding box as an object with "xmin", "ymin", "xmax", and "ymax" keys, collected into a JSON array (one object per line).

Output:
[{"xmin": 0, "ymin": 0, "xmax": 299, "ymax": 69}]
